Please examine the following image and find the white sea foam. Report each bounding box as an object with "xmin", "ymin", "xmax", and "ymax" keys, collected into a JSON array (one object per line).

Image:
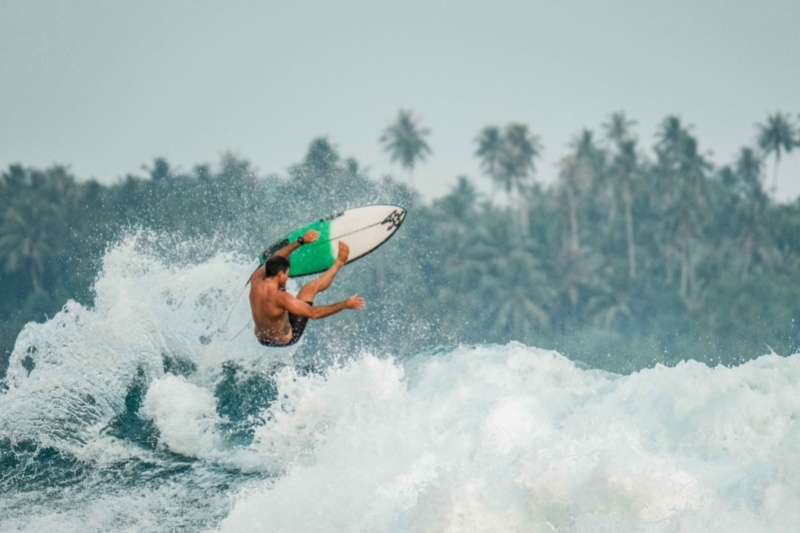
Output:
[
  {"xmin": 0, "ymin": 473, "xmax": 228, "ymax": 533},
  {"xmin": 140, "ymin": 374, "xmax": 223, "ymax": 458},
  {"xmin": 220, "ymin": 344, "xmax": 800, "ymax": 533},
  {"xmin": 0, "ymin": 231, "xmax": 277, "ymax": 459},
  {"xmin": 0, "ymin": 232, "xmax": 278, "ymax": 532},
  {"xmin": 2, "ymin": 232, "xmax": 798, "ymax": 533}
]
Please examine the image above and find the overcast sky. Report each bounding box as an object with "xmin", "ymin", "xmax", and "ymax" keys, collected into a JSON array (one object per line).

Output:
[{"xmin": 2, "ymin": 0, "xmax": 798, "ymax": 201}]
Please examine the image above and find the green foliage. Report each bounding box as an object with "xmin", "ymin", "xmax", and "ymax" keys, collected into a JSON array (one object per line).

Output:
[
  {"xmin": 2, "ymin": 110, "xmax": 799, "ymax": 378},
  {"xmin": 476, "ymin": 123, "xmax": 543, "ymax": 207},
  {"xmin": 757, "ymin": 112, "xmax": 797, "ymax": 192},
  {"xmin": 380, "ymin": 110, "xmax": 432, "ymax": 183}
]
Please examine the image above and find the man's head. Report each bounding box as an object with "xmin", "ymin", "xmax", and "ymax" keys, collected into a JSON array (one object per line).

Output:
[{"xmin": 265, "ymin": 256, "xmax": 290, "ymax": 280}]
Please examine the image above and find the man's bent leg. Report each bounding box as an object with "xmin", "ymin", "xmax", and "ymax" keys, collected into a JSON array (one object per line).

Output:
[{"xmin": 296, "ymin": 242, "xmax": 349, "ymax": 303}]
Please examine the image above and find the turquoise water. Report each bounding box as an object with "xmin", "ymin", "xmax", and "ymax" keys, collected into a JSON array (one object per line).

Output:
[{"xmin": 1, "ymin": 234, "xmax": 799, "ymax": 532}]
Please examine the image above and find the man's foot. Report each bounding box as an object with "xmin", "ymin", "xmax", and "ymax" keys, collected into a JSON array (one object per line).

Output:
[{"xmin": 336, "ymin": 241, "xmax": 350, "ymax": 265}]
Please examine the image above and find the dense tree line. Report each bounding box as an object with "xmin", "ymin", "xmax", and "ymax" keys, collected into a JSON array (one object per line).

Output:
[{"xmin": 2, "ymin": 111, "xmax": 799, "ymax": 376}]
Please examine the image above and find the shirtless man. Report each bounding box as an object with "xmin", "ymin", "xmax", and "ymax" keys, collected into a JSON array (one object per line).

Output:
[{"xmin": 249, "ymin": 229, "xmax": 365, "ymax": 347}]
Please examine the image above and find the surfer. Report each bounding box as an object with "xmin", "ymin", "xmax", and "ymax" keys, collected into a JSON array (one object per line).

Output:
[{"xmin": 249, "ymin": 230, "xmax": 365, "ymax": 347}]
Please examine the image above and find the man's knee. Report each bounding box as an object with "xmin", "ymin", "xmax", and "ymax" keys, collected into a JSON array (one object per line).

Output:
[
  {"xmin": 303, "ymin": 280, "xmax": 322, "ymax": 292},
  {"xmin": 298, "ymin": 281, "xmax": 322, "ymax": 299}
]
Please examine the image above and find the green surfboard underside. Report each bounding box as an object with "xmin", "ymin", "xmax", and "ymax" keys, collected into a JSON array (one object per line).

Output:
[{"xmin": 260, "ymin": 218, "xmax": 336, "ymax": 277}]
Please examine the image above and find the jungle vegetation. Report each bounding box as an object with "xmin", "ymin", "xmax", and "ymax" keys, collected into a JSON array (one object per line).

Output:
[{"xmin": 1, "ymin": 111, "xmax": 799, "ymax": 376}]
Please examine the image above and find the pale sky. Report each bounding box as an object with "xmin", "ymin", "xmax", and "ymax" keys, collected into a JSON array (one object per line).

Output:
[{"xmin": 1, "ymin": 0, "xmax": 799, "ymax": 201}]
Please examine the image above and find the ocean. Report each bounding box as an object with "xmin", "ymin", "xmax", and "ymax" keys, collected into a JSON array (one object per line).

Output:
[{"xmin": 1, "ymin": 234, "xmax": 798, "ymax": 532}]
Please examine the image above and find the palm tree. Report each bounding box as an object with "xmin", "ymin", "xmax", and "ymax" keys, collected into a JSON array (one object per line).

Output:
[
  {"xmin": 285, "ymin": 139, "xmax": 345, "ymax": 214},
  {"xmin": 757, "ymin": 112, "xmax": 796, "ymax": 193},
  {"xmin": 142, "ymin": 157, "xmax": 173, "ymax": 183},
  {"xmin": 608, "ymin": 139, "xmax": 639, "ymax": 279},
  {"xmin": 438, "ymin": 176, "xmax": 479, "ymax": 221},
  {"xmin": 0, "ymin": 195, "xmax": 54, "ymax": 294},
  {"xmin": 497, "ymin": 123, "xmax": 542, "ymax": 194},
  {"xmin": 619, "ymin": 141, "xmax": 639, "ymax": 279},
  {"xmin": 733, "ymin": 148, "xmax": 771, "ymax": 278},
  {"xmin": 735, "ymin": 147, "xmax": 767, "ymax": 203},
  {"xmin": 602, "ymin": 111, "xmax": 639, "ymax": 275},
  {"xmin": 486, "ymin": 249, "xmax": 552, "ymax": 342},
  {"xmin": 475, "ymin": 126, "xmax": 503, "ymax": 202},
  {"xmin": 300, "ymin": 137, "xmax": 340, "ymax": 179},
  {"xmin": 474, "ymin": 124, "xmax": 542, "ymax": 210},
  {"xmin": 498, "ymin": 123, "xmax": 543, "ymax": 231},
  {"xmin": 602, "ymin": 111, "xmax": 637, "ymax": 146},
  {"xmin": 655, "ymin": 116, "xmax": 691, "ymax": 161},
  {"xmin": 570, "ymin": 129, "xmax": 604, "ymax": 171},
  {"xmin": 557, "ymin": 156, "xmax": 583, "ymax": 255},
  {"xmin": 556, "ymin": 130, "xmax": 601, "ymax": 256},
  {"xmin": 552, "ymin": 245, "xmax": 609, "ymax": 331},
  {"xmin": 380, "ymin": 110, "xmax": 431, "ymax": 186},
  {"xmin": 654, "ymin": 116, "xmax": 710, "ymax": 300}
]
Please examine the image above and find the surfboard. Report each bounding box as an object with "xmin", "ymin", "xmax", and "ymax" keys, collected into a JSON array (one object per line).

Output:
[{"xmin": 259, "ymin": 205, "xmax": 407, "ymax": 277}]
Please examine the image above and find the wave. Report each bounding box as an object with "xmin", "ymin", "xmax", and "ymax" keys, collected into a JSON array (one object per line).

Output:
[
  {"xmin": 0, "ymin": 232, "xmax": 280, "ymax": 531},
  {"xmin": 1, "ymin": 233, "xmax": 798, "ymax": 532},
  {"xmin": 219, "ymin": 345, "xmax": 800, "ymax": 532}
]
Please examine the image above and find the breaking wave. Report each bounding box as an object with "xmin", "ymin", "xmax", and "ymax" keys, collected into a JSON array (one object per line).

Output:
[{"xmin": 1, "ymin": 233, "xmax": 798, "ymax": 532}]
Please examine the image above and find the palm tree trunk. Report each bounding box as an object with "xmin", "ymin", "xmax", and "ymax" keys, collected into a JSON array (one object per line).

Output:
[
  {"xmin": 30, "ymin": 266, "xmax": 43, "ymax": 294},
  {"xmin": 568, "ymin": 187, "xmax": 579, "ymax": 254},
  {"xmin": 516, "ymin": 193, "xmax": 529, "ymax": 234},
  {"xmin": 489, "ymin": 180, "xmax": 499, "ymax": 207},
  {"xmin": 679, "ymin": 236, "xmax": 694, "ymax": 301},
  {"xmin": 623, "ymin": 184, "xmax": 636, "ymax": 279},
  {"xmin": 740, "ymin": 234, "xmax": 753, "ymax": 281},
  {"xmin": 679, "ymin": 244, "xmax": 688, "ymax": 300},
  {"xmin": 772, "ymin": 155, "xmax": 780, "ymax": 194},
  {"xmin": 607, "ymin": 189, "xmax": 617, "ymax": 230},
  {"xmin": 687, "ymin": 240, "xmax": 696, "ymax": 300},
  {"xmin": 664, "ymin": 244, "xmax": 673, "ymax": 283}
]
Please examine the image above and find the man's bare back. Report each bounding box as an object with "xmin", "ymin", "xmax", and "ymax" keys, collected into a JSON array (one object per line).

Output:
[
  {"xmin": 249, "ymin": 232, "xmax": 365, "ymax": 347},
  {"xmin": 249, "ymin": 277, "xmax": 295, "ymax": 345}
]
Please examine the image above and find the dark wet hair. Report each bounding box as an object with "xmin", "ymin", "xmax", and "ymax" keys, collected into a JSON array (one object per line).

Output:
[{"xmin": 265, "ymin": 256, "xmax": 290, "ymax": 278}]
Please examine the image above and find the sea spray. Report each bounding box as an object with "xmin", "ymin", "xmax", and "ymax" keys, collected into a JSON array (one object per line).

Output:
[
  {"xmin": 0, "ymin": 232, "xmax": 281, "ymax": 531},
  {"xmin": 140, "ymin": 374, "xmax": 223, "ymax": 458},
  {"xmin": 1, "ymin": 232, "xmax": 798, "ymax": 532},
  {"xmin": 220, "ymin": 345, "xmax": 800, "ymax": 533}
]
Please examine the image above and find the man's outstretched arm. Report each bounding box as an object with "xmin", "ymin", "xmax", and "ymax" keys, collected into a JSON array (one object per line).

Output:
[
  {"xmin": 273, "ymin": 230, "xmax": 319, "ymax": 259},
  {"xmin": 277, "ymin": 291, "xmax": 365, "ymax": 320}
]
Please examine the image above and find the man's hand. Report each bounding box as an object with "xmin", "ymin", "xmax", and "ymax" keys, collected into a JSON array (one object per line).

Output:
[
  {"xmin": 275, "ymin": 229, "xmax": 321, "ymax": 258},
  {"xmin": 301, "ymin": 230, "xmax": 320, "ymax": 244},
  {"xmin": 345, "ymin": 293, "xmax": 365, "ymax": 310}
]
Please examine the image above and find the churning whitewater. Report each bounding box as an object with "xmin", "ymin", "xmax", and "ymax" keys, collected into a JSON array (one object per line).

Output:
[{"xmin": 1, "ymin": 233, "xmax": 798, "ymax": 532}]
